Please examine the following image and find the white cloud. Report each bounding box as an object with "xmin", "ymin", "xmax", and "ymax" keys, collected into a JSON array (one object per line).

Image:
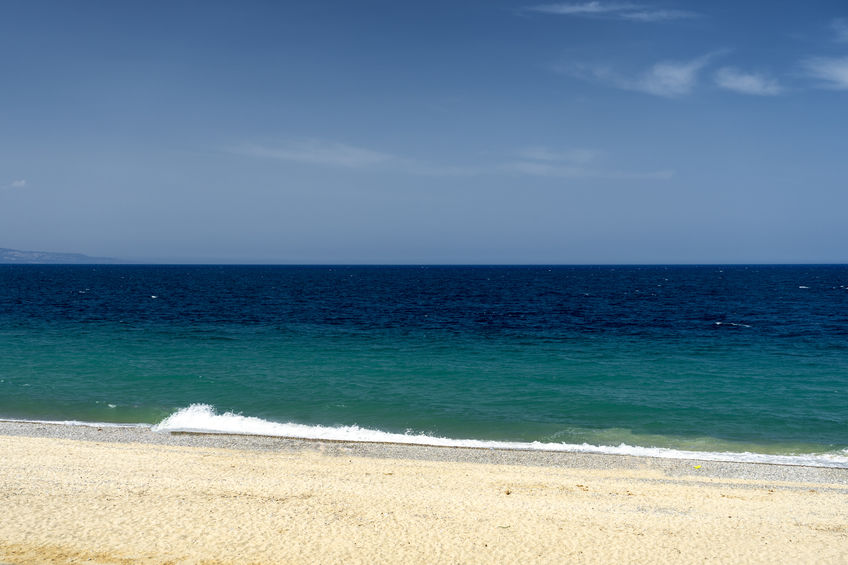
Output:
[
  {"xmin": 802, "ymin": 56, "xmax": 848, "ymax": 90},
  {"xmin": 832, "ymin": 18, "xmax": 848, "ymax": 43},
  {"xmin": 635, "ymin": 57, "xmax": 711, "ymax": 96},
  {"xmin": 563, "ymin": 53, "xmax": 718, "ymax": 97},
  {"xmin": 2, "ymin": 179, "xmax": 27, "ymax": 191},
  {"xmin": 504, "ymin": 147, "xmax": 673, "ymax": 180},
  {"xmin": 527, "ymin": 2, "xmax": 698, "ymax": 22},
  {"xmin": 714, "ymin": 67, "xmax": 783, "ymax": 95}
]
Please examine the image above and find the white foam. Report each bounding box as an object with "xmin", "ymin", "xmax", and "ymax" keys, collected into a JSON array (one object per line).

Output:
[
  {"xmin": 0, "ymin": 417, "xmax": 149, "ymax": 429},
  {"xmin": 714, "ymin": 321, "xmax": 752, "ymax": 328},
  {"xmin": 152, "ymin": 404, "xmax": 848, "ymax": 469}
]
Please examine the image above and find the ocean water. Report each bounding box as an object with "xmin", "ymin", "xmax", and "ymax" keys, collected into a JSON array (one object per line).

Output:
[{"xmin": 1, "ymin": 265, "xmax": 846, "ymax": 467}]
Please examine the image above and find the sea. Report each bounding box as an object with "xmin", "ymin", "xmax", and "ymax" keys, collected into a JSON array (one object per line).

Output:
[{"xmin": 1, "ymin": 265, "xmax": 846, "ymax": 467}]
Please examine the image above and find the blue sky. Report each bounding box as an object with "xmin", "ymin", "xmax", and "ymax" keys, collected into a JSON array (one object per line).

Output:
[{"xmin": 1, "ymin": 0, "xmax": 847, "ymax": 263}]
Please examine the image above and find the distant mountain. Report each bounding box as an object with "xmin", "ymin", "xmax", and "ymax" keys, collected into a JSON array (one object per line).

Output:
[{"xmin": 0, "ymin": 247, "xmax": 119, "ymax": 264}]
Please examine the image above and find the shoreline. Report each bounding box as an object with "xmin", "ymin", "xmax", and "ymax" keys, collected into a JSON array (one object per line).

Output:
[
  {"xmin": 1, "ymin": 420, "xmax": 847, "ymax": 483},
  {"xmin": 2, "ymin": 421, "xmax": 847, "ymax": 564}
]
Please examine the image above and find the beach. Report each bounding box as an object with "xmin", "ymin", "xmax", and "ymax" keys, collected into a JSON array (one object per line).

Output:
[{"xmin": 1, "ymin": 422, "xmax": 846, "ymax": 564}]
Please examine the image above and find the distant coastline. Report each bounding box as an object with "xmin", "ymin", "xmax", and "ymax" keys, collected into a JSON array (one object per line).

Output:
[{"xmin": 0, "ymin": 247, "xmax": 119, "ymax": 264}]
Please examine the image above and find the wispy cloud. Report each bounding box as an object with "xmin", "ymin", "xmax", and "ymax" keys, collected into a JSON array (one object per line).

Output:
[
  {"xmin": 529, "ymin": 1, "xmax": 638, "ymax": 15},
  {"xmin": 504, "ymin": 147, "xmax": 673, "ymax": 180},
  {"xmin": 1, "ymin": 179, "xmax": 27, "ymax": 191},
  {"xmin": 234, "ymin": 141, "xmax": 394, "ymax": 169},
  {"xmin": 230, "ymin": 140, "xmax": 476, "ymax": 176},
  {"xmin": 802, "ymin": 56, "xmax": 848, "ymax": 90},
  {"xmin": 634, "ymin": 55, "xmax": 714, "ymax": 96},
  {"xmin": 621, "ymin": 9, "xmax": 699, "ymax": 22},
  {"xmin": 231, "ymin": 140, "xmax": 669, "ymax": 183},
  {"xmin": 527, "ymin": 2, "xmax": 699, "ymax": 22},
  {"xmin": 714, "ymin": 67, "xmax": 783, "ymax": 96},
  {"xmin": 503, "ymin": 161, "xmax": 673, "ymax": 179},
  {"xmin": 832, "ymin": 18, "xmax": 848, "ymax": 43},
  {"xmin": 562, "ymin": 52, "xmax": 720, "ymax": 97},
  {"xmin": 517, "ymin": 146, "xmax": 601, "ymax": 164}
]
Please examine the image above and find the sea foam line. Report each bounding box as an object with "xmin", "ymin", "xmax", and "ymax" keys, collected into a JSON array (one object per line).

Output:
[
  {"xmin": 152, "ymin": 404, "xmax": 848, "ymax": 469},
  {"xmin": 0, "ymin": 417, "xmax": 150, "ymax": 429}
]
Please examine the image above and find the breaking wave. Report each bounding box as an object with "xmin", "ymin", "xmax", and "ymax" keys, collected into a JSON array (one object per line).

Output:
[{"xmin": 151, "ymin": 404, "xmax": 848, "ymax": 469}]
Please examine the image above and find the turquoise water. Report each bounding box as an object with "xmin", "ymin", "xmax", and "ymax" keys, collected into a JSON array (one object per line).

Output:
[{"xmin": 1, "ymin": 265, "xmax": 846, "ymax": 465}]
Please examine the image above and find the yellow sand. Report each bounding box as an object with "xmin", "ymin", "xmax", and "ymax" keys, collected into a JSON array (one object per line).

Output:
[{"xmin": 1, "ymin": 435, "xmax": 846, "ymax": 564}]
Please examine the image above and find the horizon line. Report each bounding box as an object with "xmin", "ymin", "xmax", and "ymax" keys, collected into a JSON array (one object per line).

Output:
[{"xmin": 3, "ymin": 262, "xmax": 847, "ymax": 267}]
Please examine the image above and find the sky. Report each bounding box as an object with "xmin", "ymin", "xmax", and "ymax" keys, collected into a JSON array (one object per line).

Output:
[{"xmin": 1, "ymin": 0, "xmax": 847, "ymax": 264}]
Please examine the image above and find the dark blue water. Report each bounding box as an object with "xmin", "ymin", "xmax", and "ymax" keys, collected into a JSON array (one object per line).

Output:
[{"xmin": 1, "ymin": 265, "xmax": 846, "ymax": 464}]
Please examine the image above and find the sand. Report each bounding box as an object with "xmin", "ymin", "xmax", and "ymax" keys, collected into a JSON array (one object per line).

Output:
[{"xmin": 0, "ymin": 423, "xmax": 846, "ymax": 564}]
